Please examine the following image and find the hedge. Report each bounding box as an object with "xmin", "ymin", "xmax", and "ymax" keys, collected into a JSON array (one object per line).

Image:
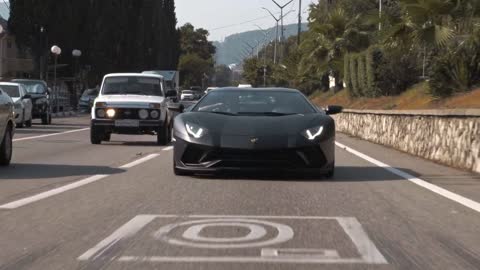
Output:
[{"xmin": 344, "ymin": 47, "xmax": 383, "ymax": 98}]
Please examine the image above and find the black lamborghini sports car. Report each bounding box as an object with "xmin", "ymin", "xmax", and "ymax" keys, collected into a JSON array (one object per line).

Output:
[{"xmin": 172, "ymin": 88, "xmax": 342, "ymax": 177}]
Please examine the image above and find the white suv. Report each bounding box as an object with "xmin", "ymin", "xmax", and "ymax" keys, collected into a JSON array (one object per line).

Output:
[{"xmin": 90, "ymin": 73, "xmax": 180, "ymax": 145}]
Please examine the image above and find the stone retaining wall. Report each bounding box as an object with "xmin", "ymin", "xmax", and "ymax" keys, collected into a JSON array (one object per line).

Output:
[{"xmin": 333, "ymin": 109, "xmax": 480, "ymax": 173}]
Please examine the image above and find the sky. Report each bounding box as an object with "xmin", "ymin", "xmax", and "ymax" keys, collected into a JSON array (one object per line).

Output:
[{"xmin": 176, "ymin": 0, "xmax": 317, "ymax": 41}]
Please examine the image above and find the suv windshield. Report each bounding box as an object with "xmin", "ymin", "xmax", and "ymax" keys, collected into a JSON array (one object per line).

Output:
[
  {"xmin": 0, "ymin": 85, "xmax": 20, "ymax": 98},
  {"xmin": 14, "ymin": 81, "xmax": 47, "ymax": 94},
  {"xmin": 102, "ymin": 77, "xmax": 163, "ymax": 96},
  {"xmin": 194, "ymin": 90, "xmax": 316, "ymax": 115}
]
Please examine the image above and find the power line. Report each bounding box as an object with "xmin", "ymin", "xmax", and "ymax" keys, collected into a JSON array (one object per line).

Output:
[{"xmin": 209, "ymin": 12, "xmax": 281, "ymax": 32}]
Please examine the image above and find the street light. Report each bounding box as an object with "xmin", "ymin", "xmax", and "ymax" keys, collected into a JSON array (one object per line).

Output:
[
  {"xmin": 72, "ymin": 49, "xmax": 82, "ymax": 78},
  {"xmin": 51, "ymin": 45, "xmax": 61, "ymax": 113}
]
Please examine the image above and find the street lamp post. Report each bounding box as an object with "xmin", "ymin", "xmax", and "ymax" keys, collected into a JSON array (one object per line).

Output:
[
  {"xmin": 51, "ymin": 45, "xmax": 62, "ymax": 113},
  {"xmin": 72, "ymin": 49, "xmax": 82, "ymax": 78}
]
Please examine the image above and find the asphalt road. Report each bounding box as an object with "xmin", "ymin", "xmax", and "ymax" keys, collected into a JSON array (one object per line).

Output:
[{"xmin": 1, "ymin": 116, "xmax": 479, "ymax": 270}]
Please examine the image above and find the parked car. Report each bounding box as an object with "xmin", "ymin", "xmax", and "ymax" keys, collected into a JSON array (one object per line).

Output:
[
  {"xmin": 11, "ymin": 79, "xmax": 51, "ymax": 125},
  {"xmin": 0, "ymin": 88, "xmax": 15, "ymax": 166},
  {"xmin": 180, "ymin": 90, "xmax": 196, "ymax": 101},
  {"xmin": 79, "ymin": 88, "xmax": 99, "ymax": 112},
  {"xmin": 90, "ymin": 73, "xmax": 178, "ymax": 145},
  {"xmin": 0, "ymin": 82, "xmax": 33, "ymax": 128}
]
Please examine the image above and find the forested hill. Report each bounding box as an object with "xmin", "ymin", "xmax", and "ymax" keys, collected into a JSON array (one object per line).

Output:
[{"xmin": 214, "ymin": 23, "xmax": 307, "ymax": 65}]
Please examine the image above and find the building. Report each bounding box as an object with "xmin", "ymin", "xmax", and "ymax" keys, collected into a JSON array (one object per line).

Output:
[{"xmin": 0, "ymin": 17, "xmax": 34, "ymax": 80}]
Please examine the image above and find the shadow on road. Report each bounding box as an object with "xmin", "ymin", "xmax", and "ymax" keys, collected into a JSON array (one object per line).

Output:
[
  {"xmin": 193, "ymin": 166, "xmax": 417, "ymax": 182},
  {"xmin": 0, "ymin": 164, "xmax": 125, "ymax": 180}
]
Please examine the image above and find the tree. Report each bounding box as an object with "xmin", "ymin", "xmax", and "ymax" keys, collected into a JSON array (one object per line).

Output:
[
  {"xmin": 9, "ymin": 0, "xmax": 180, "ymax": 84},
  {"xmin": 178, "ymin": 23, "xmax": 216, "ymax": 88}
]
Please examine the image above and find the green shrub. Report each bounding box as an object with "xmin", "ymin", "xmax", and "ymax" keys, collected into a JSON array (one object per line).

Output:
[
  {"xmin": 365, "ymin": 47, "xmax": 382, "ymax": 97},
  {"xmin": 357, "ymin": 53, "xmax": 367, "ymax": 96},
  {"xmin": 349, "ymin": 54, "xmax": 359, "ymax": 97},
  {"xmin": 429, "ymin": 38, "xmax": 480, "ymax": 97},
  {"xmin": 344, "ymin": 54, "xmax": 353, "ymax": 90},
  {"xmin": 375, "ymin": 49, "xmax": 419, "ymax": 96}
]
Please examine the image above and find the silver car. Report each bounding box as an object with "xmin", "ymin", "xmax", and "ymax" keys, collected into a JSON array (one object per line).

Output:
[
  {"xmin": 0, "ymin": 82, "xmax": 33, "ymax": 128},
  {"xmin": 0, "ymin": 87, "xmax": 15, "ymax": 166}
]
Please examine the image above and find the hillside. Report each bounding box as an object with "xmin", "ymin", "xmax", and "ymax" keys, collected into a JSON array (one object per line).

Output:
[
  {"xmin": 311, "ymin": 83, "xmax": 480, "ymax": 110},
  {"xmin": 214, "ymin": 23, "xmax": 308, "ymax": 65}
]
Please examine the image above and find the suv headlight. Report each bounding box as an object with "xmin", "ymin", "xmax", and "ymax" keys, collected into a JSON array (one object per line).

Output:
[
  {"xmin": 186, "ymin": 123, "xmax": 207, "ymax": 139},
  {"xmin": 138, "ymin": 109, "xmax": 149, "ymax": 120},
  {"xmin": 302, "ymin": 126, "xmax": 324, "ymax": 141}
]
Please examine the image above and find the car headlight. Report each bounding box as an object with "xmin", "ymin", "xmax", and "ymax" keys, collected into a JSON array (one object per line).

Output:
[
  {"xmin": 302, "ymin": 126, "xmax": 324, "ymax": 141},
  {"xmin": 138, "ymin": 109, "xmax": 149, "ymax": 120},
  {"xmin": 186, "ymin": 123, "xmax": 207, "ymax": 139},
  {"xmin": 150, "ymin": 110, "xmax": 160, "ymax": 119},
  {"xmin": 96, "ymin": 109, "xmax": 106, "ymax": 118},
  {"xmin": 106, "ymin": 108, "xmax": 116, "ymax": 118}
]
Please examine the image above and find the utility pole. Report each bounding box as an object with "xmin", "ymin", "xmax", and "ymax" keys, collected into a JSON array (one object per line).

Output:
[
  {"xmin": 272, "ymin": 0, "xmax": 294, "ymax": 42},
  {"xmin": 262, "ymin": 7, "xmax": 280, "ymax": 65},
  {"xmin": 297, "ymin": 0, "xmax": 302, "ymax": 45}
]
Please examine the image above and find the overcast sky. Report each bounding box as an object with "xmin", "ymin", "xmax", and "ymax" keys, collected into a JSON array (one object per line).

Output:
[{"xmin": 176, "ymin": 0, "xmax": 316, "ymax": 41}]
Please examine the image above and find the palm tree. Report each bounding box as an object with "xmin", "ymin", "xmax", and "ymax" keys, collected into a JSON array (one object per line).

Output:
[{"xmin": 299, "ymin": 7, "xmax": 370, "ymax": 90}]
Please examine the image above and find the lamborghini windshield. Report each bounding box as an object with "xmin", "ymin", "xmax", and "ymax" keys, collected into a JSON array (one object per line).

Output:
[{"xmin": 194, "ymin": 90, "xmax": 316, "ymax": 115}]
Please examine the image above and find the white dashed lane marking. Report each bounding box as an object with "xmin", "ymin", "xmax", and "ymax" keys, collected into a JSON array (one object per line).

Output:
[{"xmin": 0, "ymin": 153, "xmax": 162, "ymax": 210}]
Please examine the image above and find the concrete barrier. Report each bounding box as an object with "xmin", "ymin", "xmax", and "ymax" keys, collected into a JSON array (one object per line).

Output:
[{"xmin": 333, "ymin": 109, "xmax": 480, "ymax": 173}]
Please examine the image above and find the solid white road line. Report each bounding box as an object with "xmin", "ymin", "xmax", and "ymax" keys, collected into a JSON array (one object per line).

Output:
[
  {"xmin": 336, "ymin": 142, "xmax": 480, "ymax": 213},
  {"xmin": 0, "ymin": 154, "xmax": 161, "ymax": 210},
  {"xmin": 162, "ymin": 146, "xmax": 174, "ymax": 151},
  {"xmin": 120, "ymin": 154, "xmax": 161, "ymax": 169},
  {"xmin": 13, "ymin": 128, "xmax": 90, "ymax": 142}
]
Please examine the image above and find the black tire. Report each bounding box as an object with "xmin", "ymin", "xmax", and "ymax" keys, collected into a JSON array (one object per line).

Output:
[
  {"xmin": 16, "ymin": 112, "xmax": 25, "ymax": 128},
  {"xmin": 90, "ymin": 125, "xmax": 103, "ymax": 145},
  {"xmin": 104, "ymin": 133, "xmax": 111, "ymax": 142},
  {"xmin": 41, "ymin": 111, "xmax": 51, "ymax": 125},
  {"xmin": 157, "ymin": 125, "xmax": 169, "ymax": 145},
  {"xmin": 25, "ymin": 118, "xmax": 32, "ymax": 127},
  {"xmin": 325, "ymin": 166, "xmax": 335, "ymax": 179},
  {"xmin": 0, "ymin": 125, "xmax": 13, "ymax": 166}
]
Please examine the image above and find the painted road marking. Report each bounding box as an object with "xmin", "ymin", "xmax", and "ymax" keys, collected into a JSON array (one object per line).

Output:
[
  {"xmin": 154, "ymin": 218, "xmax": 294, "ymax": 249},
  {"xmin": 162, "ymin": 146, "xmax": 173, "ymax": 151},
  {"xmin": 13, "ymin": 128, "xmax": 90, "ymax": 142},
  {"xmin": 0, "ymin": 154, "xmax": 162, "ymax": 210},
  {"xmin": 120, "ymin": 154, "xmax": 161, "ymax": 169},
  {"xmin": 336, "ymin": 142, "xmax": 480, "ymax": 213},
  {"xmin": 78, "ymin": 215, "xmax": 388, "ymax": 265}
]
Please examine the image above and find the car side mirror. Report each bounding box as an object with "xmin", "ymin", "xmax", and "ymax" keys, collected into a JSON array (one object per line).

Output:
[
  {"xmin": 168, "ymin": 103, "xmax": 184, "ymax": 113},
  {"xmin": 325, "ymin": 105, "xmax": 343, "ymax": 115},
  {"xmin": 23, "ymin": 94, "xmax": 31, "ymax": 99},
  {"xmin": 165, "ymin": 90, "xmax": 177, "ymax": 98}
]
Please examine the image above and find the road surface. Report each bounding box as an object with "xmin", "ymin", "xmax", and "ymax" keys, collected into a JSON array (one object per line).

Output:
[{"xmin": 1, "ymin": 116, "xmax": 479, "ymax": 270}]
